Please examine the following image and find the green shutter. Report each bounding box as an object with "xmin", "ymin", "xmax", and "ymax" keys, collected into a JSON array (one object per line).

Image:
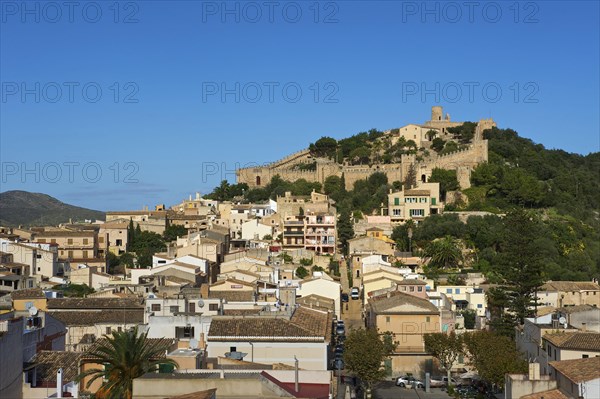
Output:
[
  {"xmin": 159, "ymin": 363, "xmax": 175, "ymax": 373},
  {"xmin": 431, "ymin": 198, "xmax": 436, "ymax": 205},
  {"xmin": 394, "ymin": 198, "xmax": 399, "ymax": 205}
]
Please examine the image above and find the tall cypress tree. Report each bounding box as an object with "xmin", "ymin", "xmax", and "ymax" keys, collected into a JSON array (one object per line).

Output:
[{"xmin": 127, "ymin": 219, "xmax": 134, "ymax": 252}]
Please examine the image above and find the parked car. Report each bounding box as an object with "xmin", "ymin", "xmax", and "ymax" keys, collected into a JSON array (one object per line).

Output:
[
  {"xmin": 430, "ymin": 376, "xmax": 458, "ymax": 387},
  {"xmin": 336, "ymin": 324, "xmax": 345, "ymax": 336},
  {"xmin": 336, "ymin": 320, "xmax": 345, "ymax": 327},
  {"xmin": 341, "ymin": 293, "xmax": 349, "ymax": 302},
  {"xmin": 395, "ymin": 376, "xmax": 424, "ymax": 388},
  {"xmin": 350, "ymin": 287, "xmax": 360, "ymax": 300}
]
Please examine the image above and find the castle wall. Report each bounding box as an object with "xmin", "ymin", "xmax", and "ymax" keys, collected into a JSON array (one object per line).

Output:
[{"xmin": 237, "ymin": 110, "xmax": 492, "ymax": 191}]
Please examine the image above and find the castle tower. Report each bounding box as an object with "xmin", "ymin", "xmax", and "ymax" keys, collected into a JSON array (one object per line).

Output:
[{"xmin": 431, "ymin": 106, "xmax": 443, "ymax": 122}]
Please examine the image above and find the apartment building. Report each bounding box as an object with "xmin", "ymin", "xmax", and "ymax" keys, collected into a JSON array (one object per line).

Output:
[{"xmin": 34, "ymin": 228, "xmax": 106, "ymax": 270}]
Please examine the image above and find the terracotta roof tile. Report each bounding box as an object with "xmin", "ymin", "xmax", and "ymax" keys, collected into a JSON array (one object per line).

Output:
[
  {"xmin": 543, "ymin": 332, "xmax": 600, "ymax": 351},
  {"xmin": 28, "ymin": 351, "xmax": 83, "ymax": 384},
  {"xmin": 47, "ymin": 297, "xmax": 143, "ymax": 309},
  {"xmin": 11, "ymin": 288, "xmax": 46, "ymax": 299},
  {"xmin": 521, "ymin": 389, "xmax": 569, "ymax": 399},
  {"xmin": 208, "ymin": 306, "xmax": 331, "ymax": 341},
  {"xmin": 50, "ymin": 310, "xmax": 144, "ymax": 326},
  {"xmin": 369, "ymin": 290, "xmax": 439, "ymax": 314},
  {"xmin": 549, "ymin": 357, "xmax": 600, "ymax": 383},
  {"xmin": 542, "ymin": 281, "xmax": 600, "ymax": 292}
]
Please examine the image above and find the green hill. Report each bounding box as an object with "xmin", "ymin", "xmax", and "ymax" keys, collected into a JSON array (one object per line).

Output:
[{"xmin": 0, "ymin": 190, "xmax": 105, "ymax": 227}]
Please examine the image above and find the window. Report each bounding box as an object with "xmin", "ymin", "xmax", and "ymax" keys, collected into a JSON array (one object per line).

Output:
[
  {"xmin": 50, "ymin": 239, "xmax": 56, "ymax": 244},
  {"xmin": 477, "ymin": 304, "xmax": 483, "ymax": 308},
  {"xmin": 386, "ymin": 316, "xmax": 390, "ymax": 323},
  {"xmin": 99, "ymin": 237, "xmax": 104, "ymax": 244},
  {"xmin": 230, "ymin": 346, "xmax": 237, "ymax": 352},
  {"xmin": 189, "ymin": 302, "xmax": 195, "ymax": 313},
  {"xmin": 394, "ymin": 198, "xmax": 400, "ymax": 206},
  {"xmin": 418, "ymin": 287, "xmax": 423, "ymax": 292},
  {"xmin": 170, "ymin": 306, "xmax": 179, "ymax": 314},
  {"xmin": 583, "ymin": 354, "xmax": 589, "ymax": 358},
  {"xmin": 83, "ymin": 250, "xmax": 88, "ymax": 258},
  {"xmin": 431, "ymin": 198, "xmax": 436, "ymax": 205},
  {"xmin": 175, "ymin": 326, "xmax": 194, "ymax": 338},
  {"xmin": 393, "ymin": 209, "xmax": 401, "ymax": 216},
  {"xmin": 68, "ymin": 238, "xmax": 73, "ymax": 245},
  {"xmin": 446, "ymin": 288, "xmax": 452, "ymax": 294},
  {"xmin": 106, "ymin": 327, "xmax": 111, "ymax": 334},
  {"xmin": 151, "ymin": 304, "xmax": 161, "ymax": 312},
  {"xmin": 118, "ymin": 327, "xmax": 122, "ymax": 332},
  {"xmin": 209, "ymin": 303, "xmax": 219, "ymax": 311},
  {"xmin": 38, "ymin": 239, "xmax": 46, "ymax": 243},
  {"xmin": 547, "ymin": 344, "xmax": 551, "ymax": 354},
  {"xmin": 455, "ymin": 288, "xmax": 461, "ymax": 294},
  {"xmin": 83, "ymin": 238, "xmax": 88, "ymax": 245},
  {"xmin": 36, "ymin": 254, "xmax": 42, "ymax": 259},
  {"xmin": 426, "ymin": 316, "xmax": 430, "ymax": 323},
  {"xmin": 68, "ymin": 251, "xmax": 73, "ymax": 258},
  {"xmin": 410, "ymin": 286, "xmax": 415, "ymax": 292},
  {"xmin": 410, "ymin": 209, "xmax": 425, "ymax": 217}
]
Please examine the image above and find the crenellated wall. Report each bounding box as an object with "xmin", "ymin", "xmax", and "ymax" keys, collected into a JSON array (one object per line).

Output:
[{"xmin": 237, "ymin": 112, "xmax": 493, "ymax": 190}]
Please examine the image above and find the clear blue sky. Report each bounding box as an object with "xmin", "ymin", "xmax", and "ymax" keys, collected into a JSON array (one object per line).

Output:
[{"xmin": 1, "ymin": 1, "xmax": 599, "ymax": 211}]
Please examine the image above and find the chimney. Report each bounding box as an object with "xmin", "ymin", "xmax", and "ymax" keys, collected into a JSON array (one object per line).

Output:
[
  {"xmin": 528, "ymin": 363, "xmax": 540, "ymax": 381},
  {"xmin": 294, "ymin": 356, "xmax": 299, "ymax": 392},
  {"xmin": 56, "ymin": 368, "xmax": 63, "ymax": 398}
]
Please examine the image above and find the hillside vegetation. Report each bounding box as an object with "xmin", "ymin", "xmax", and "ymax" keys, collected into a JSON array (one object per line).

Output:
[{"xmin": 0, "ymin": 191, "xmax": 105, "ymax": 226}]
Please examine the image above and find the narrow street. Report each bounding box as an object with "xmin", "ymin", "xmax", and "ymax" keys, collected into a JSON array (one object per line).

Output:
[{"xmin": 340, "ymin": 258, "xmax": 363, "ymax": 330}]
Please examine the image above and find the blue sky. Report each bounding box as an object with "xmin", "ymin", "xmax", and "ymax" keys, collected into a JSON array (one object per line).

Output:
[{"xmin": 1, "ymin": 1, "xmax": 599, "ymax": 211}]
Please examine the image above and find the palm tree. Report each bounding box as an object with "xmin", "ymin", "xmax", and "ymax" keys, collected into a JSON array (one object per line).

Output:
[
  {"xmin": 424, "ymin": 235, "xmax": 463, "ymax": 270},
  {"xmin": 77, "ymin": 327, "xmax": 177, "ymax": 399}
]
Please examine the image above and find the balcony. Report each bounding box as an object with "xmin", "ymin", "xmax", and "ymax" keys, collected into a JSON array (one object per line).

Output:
[{"xmin": 283, "ymin": 230, "xmax": 304, "ymax": 236}]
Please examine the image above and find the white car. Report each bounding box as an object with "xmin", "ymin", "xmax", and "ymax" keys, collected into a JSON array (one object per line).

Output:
[
  {"xmin": 395, "ymin": 376, "xmax": 424, "ymax": 388},
  {"xmin": 350, "ymin": 287, "xmax": 360, "ymax": 300}
]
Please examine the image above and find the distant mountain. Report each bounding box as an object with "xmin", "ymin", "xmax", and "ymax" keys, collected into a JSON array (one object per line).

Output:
[{"xmin": 0, "ymin": 191, "xmax": 105, "ymax": 227}]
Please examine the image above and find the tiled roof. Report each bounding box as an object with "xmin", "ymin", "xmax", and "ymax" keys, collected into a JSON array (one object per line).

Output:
[
  {"xmin": 222, "ymin": 308, "xmax": 262, "ymax": 316},
  {"xmin": 396, "ymin": 279, "xmax": 427, "ymax": 285},
  {"xmin": 208, "ymin": 306, "xmax": 330, "ymax": 341},
  {"xmin": 404, "ymin": 189, "xmax": 430, "ymax": 196},
  {"xmin": 36, "ymin": 230, "xmax": 96, "ymax": 237},
  {"xmin": 543, "ymin": 332, "xmax": 600, "ymax": 351},
  {"xmin": 521, "ymin": 389, "xmax": 569, "ymax": 399},
  {"xmin": 11, "ymin": 288, "xmax": 46, "ymax": 299},
  {"xmin": 47, "ymin": 297, "xmax": 143, "ymax": 309},
  {"xmin": 50, "ymin": 310, "xmax": 144, "ymax": 325},
  {"xmin": 207, "ymin": 291, "xmax": 255, "ymax": 302},
  {"xmin": 549, "ymin": 356, "xmax": 600, "ymax": 383},
  {"xmin": 542, "ymin": 281, "xmax": 600, "ymax": 292},
  {"xmin": 28, "ymin": 351, "xmax": 83, "ymax": 383},
  {"xmin": 369, "ymin": 290, "xmax": 439, "ymax": 314}
]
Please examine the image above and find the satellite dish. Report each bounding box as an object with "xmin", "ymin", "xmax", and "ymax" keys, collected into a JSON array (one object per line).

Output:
[
  {"xmin": 29, "ymin": 306, "xmax": 38, "ymax": 316},
  {"xmin": 198, "ymin": 299, "xmax": 205, "ymax": 308},
  {"xmin": 189, "ymin": 339, "xmax": 199, "ymax": 349},
  {"xmin": 558, "ymin": 316, "xmax": 567, "ymax": 325}
]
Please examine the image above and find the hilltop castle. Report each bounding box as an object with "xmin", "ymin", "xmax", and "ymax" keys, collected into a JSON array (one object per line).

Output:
[{"xmin": 236, "ymin": 107, "xmax": 496, "ymax": 190}]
